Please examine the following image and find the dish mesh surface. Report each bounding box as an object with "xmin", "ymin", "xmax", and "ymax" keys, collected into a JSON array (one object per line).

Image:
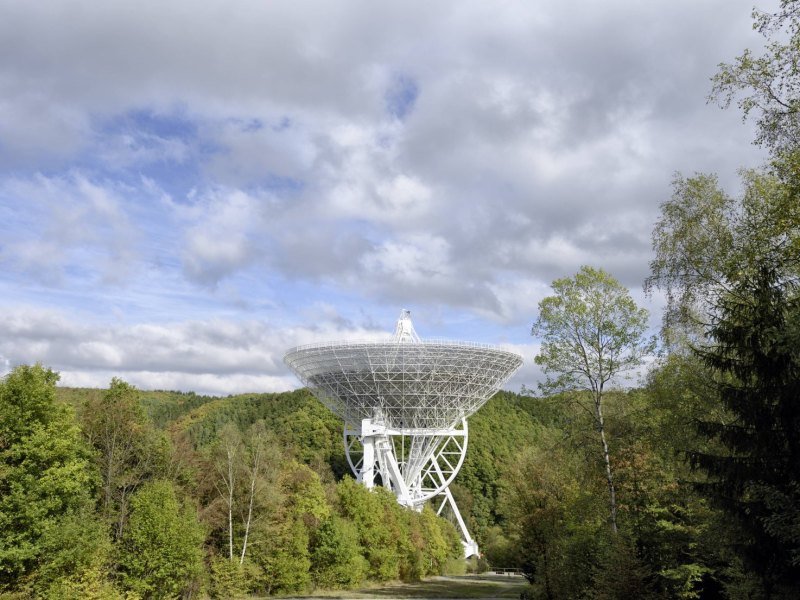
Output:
[{"xmin": 284, "ymin": 340, "xmax": 523, "ymax": 429}]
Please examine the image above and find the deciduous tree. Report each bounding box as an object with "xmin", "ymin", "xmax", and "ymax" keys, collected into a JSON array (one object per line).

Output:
[
  {"xmin": 82, "ymin": 378, "xmax": 168, "ymax": 540},
  {"xmin": 711, "ymin": 0, "xmax": 800, "ymax": 154},
  {"xmin": 647, "ymin": 160, "xmax": 800, "ymax": 594},
  {"xmin": 0, "ymin": 365, "xmax": 98, "ymax": 591},
  {"xmin": 310, "ymin": 516, "xmax": 367, "ymax": 589},
  {"xmin": 118, "ymin": 479, "xmax": 205, "ymax": 599},
  {"xmin": 531, "ymin": 266, "xmax": 654, "ymax": 532},
  {"xmin": 645, "ymin": 169, "xmax": 800, "ymax": 344}
]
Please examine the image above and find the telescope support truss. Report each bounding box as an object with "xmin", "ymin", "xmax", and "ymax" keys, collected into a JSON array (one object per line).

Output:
[{"xmin": 344, "ymin": 416, "xmax": 479, "ymax": 557}]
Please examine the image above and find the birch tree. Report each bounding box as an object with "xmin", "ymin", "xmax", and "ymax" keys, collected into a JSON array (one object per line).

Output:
[
  {"xmin": 531, "ymin": 266, "xmax": 655, "ymax": 532},
  {"xmin": 239, "ymin": 421, "xmax": 279, "ymax": 565},
  {"xmin": 710, "ymin": 0, "xmax": 800, "ymax": 155},
  {"xmin": 213, "ymin": 424, "xmax": 241, "ymax": 562},
  {"xmin": 212, "ymin": 421, "xmax": 279, "ymax": 565}
]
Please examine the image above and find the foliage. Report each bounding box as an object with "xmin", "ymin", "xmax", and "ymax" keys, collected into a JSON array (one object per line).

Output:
[
  {"xmin": 532, "ymin": 265, "xmax": 654, "ymax": 533},
  {"xmin": 692, "ymin": 265, "xmax": 800, "ymax": 594},
  {"xmin": 0, "ymin": 365, "xmax": 98, "ymax": 592},
  {"xmin": 32, "ymin": 510, "xmax": 123, "ymax": 599},
  {"xmin": 332, "ymin": 476, "xmax": 458, "ymax": 583},
  {"xmin": 647, "ymin": 158, "xmax": 800, "ymax": 594},
  {"xmin": 454, "ymin": 391, "xmax": 542, "ymax": 543},
  {"xmin": 1, "ymin": 371, "xmax": 492, "ymax": 596},
  {"xmin": 246, "ymin": 462, "xmax": 331, "ymax": 595},
  {"xmin": 587, "ymin": 535, "xmax": 655, "ymax": 600},
  {"xmin": 343, "ymin": 479, "xmax": 407, "ymax": 581},
  {"xmin": 418, "ymin": 506, "xmax": 452, "ymax": 576},
  {"xmin": 117, "ymin": 479, "xmax": 205, "ymax": 599},
  {"xmin": 13, "ymin": 357, "xmax": 790, "ymax": 598},
  {"xmin": 501, "ymin": 376, "xmax": 740, "ymax": 599},
  {"xmin": 646, "ymin": 169, "xmax": 800, "ymax": 343},
  {"xmin": 81, "ymin": 378, "xmax": 169, "ymax": 541},
  {"xmin": 710, "ymin": 0, "xmax": 800, "ymax": 154},
  {"xmin": 613, "ymin": 439, "xmax": 713, "ymax": 598},
  {"xmin": 208, "ymin": 554, "xmax": 245, "ymax": 600},
  {"xmin": 251, "ymin": 517, "xmax": 312, "ymax": 596},
  {"xmin": 310, "ymin": 516, "xmax": 367, "ymax": 589},
  {"xmin": 532, "ymin": 266, "xmax": 654, "ymax": 395},
  {"xmin": 502, "ymin": 431, "xmax": 608, "ymax": 599}
]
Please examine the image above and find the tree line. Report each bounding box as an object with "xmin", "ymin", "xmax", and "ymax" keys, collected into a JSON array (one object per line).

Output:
[{"xmin": 0, "ymin": 370, "xmax": 464, "ymax": 598}]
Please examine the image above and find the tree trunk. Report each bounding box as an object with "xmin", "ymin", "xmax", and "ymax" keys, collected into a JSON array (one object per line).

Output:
[
  {"xmin": 543, "ymin": 546, "xmax": 555, "ymax": 600},
  {"xmin": 228, "ymin": 453, "xmax": 235, "ymax": 561},
  {"xmin": 240, "ymin": 446, "xmax": 260, "ymax": 565},
  {"xmin": 116, "ymin": 487, "xmax": 130, "ymax": 541},
  {"xmin": 104, "ymin": 453, "xmax": 115, "ymax": 519},
  {"xmin": 595, "ymin": 393, "xmax": 618, "ymax": 533}
]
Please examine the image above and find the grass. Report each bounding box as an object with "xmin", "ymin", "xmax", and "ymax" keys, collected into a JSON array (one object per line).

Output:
[{"xmin": 269, "ymin": 574, "xmax": 528, "ymax": 599}]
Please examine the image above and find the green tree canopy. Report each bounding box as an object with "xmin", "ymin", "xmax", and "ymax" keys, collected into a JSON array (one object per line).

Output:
[
  {"xmin": 82, "ymin": 377, "xmax": 169, "ymax": 541},
  {"xmin": 692, "ymin": 265, "xmax": 800, "ymax": 594},
  {"xmin": 646, "ymin": 151, "xmax": 800, "ymax": 594},
  {"xmin": 533, "ymin": 266, "xmax": 654, "ymax": 396},
  {"xmin": 532, "ymin": 266, "xmax": 654, "ymax": 533},
  {"xmin": 0, "ymin": 365, "xmax": 98, "ymax": 591},
  {"xmin": 646, "ymin": 170, "xmax": 800, "ymax": 344},
  {"xmin": 310, "ymin": 515, "xmax": 368, "ymax": 590},
  {"xmin": 118, "ymin": 479, "xmax": 205, "ymax": 599}
]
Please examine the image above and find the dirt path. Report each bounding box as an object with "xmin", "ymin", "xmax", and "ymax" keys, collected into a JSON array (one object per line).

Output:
[{"xmin": 273, "ymin": 574, "xmax": 528, "ymax": 599}]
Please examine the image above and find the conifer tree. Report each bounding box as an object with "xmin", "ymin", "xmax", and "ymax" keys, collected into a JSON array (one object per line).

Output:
[{"xmin": 692, "ymin": 265, "xmax": 800, "ymax": 594}]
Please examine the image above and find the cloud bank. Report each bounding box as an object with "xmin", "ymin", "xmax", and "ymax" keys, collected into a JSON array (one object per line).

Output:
[{"xmin": 0, "ymin": 0, "xmax": 770, "ymax": 393}]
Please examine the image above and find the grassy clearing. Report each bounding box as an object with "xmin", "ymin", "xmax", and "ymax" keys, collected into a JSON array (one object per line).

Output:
[{"xmin": 269, "ymin": 574, "xmax": 528, "ymax": 599}]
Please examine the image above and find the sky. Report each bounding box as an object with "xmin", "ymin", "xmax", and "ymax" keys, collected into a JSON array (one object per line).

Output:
[{"xmin": 0, "ymin": 0, "xmax": 773, "ymax": 395}]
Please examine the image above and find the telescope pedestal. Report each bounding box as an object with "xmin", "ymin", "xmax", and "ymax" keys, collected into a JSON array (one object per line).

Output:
[{"xmin": 345, "ymin": 417, "xmax": 480, "ymax": 557}]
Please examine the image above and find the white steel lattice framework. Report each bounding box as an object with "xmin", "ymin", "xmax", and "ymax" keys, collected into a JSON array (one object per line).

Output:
[{"xmin": 283, "ymin": 310, "xmax": 523, "ymax": 557}]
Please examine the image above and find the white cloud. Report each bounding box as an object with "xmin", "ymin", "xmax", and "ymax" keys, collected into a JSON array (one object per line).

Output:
[
  {"xmin": 58, "ymin": 370, "xmax": 298, "ymax": 397},
  {"xmin": 0, "ymin": 307, "xmax": 390, "ymax": 395},
  {"xmin": 362, "ymin": 235, "xmax": 451, "ymax": 285},
  {"xmin": 0, "ymin": 0, "xmax": 774, "ymax": 394},
  {"xmin": 501, "ymin": 341, "xmax": 542, "ymax": 394},
  {"xmin": 176, "ymin": 188, "xmax": 266, "ymax": 285},
  {"xmin": 0, "ymin": 173, "xmax": 139, "ymax": 284}
]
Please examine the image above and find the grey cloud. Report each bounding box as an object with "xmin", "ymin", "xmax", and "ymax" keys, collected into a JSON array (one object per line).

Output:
[
  {"xmin": 200, "ymin": 117, "xmax": 316, "ymax": 187},
  {"xmin": 273, "ymin": 227, "xmax": 375, "ymax": 280},
  {"xmin": 0, "ymin": 95, "xmax": 89, "ymax": 169},
  {"xmin": 0, "ymin": 0, "xmax": 773, "ymax": 331}
]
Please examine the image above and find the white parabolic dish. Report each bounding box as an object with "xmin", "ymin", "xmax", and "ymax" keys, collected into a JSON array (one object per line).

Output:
[{"xmin": 284, "ymin": 339, "xmax": 523, "ymax": 430}]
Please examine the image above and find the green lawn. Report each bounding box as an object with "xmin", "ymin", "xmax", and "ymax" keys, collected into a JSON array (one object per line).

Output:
[{"xmin": 270, "ymin": 574, "xmax": 528, "ymax": 599}]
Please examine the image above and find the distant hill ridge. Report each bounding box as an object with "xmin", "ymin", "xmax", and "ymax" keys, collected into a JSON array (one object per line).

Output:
[{"xmin": 55, "ymin": 384, "xmax": 546, "ymax": 542}]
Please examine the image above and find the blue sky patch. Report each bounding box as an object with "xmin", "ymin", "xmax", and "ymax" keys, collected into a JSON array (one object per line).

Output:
[{"xmin": 385, "ymin": 74, "xmax": 419, "ymax": 121}]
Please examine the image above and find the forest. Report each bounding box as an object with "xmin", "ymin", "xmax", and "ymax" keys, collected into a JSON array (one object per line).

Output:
[{"xmin": 3, "ymin": 3, "xmax": 800, "ymax": 600}]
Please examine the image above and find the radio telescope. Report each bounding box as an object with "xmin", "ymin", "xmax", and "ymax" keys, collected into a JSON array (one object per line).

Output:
[{"xmin": 284, "ymin": 310, "xmax": 523, "ymax": 556}]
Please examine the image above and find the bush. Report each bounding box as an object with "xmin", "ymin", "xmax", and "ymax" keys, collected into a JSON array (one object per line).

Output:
[
  {"xmin": 209, "ymin": 555, "xmax": 245, "ymax": 599},
  {"xmin": 443, "ymin": 557, "xmax": 467, "ymax": 576},
  {"xmin": 311, "ymin": 516, "xmax": 367, "ymax": 590}
]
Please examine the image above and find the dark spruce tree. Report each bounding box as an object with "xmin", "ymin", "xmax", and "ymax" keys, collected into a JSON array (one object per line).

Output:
[{"xmin": 692, "ymin": 265, "xmax": 800, "ymax": 596}]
